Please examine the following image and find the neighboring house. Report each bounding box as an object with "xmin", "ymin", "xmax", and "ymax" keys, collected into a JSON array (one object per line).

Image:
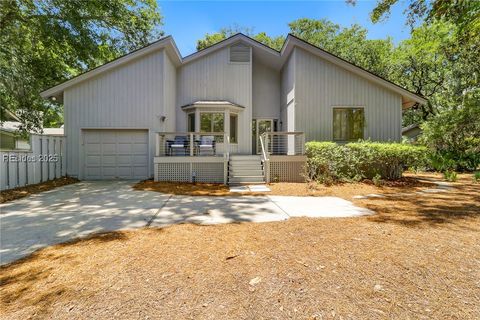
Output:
[
  {"xmin": 41, "ymin": 33, "xmax": 426, "ymax": 183},
  {"xmin": 42, "ymin": 126, "xmax": 65, "ymax": 136},
  {"xmin": 402, "ymin": 123, "xmax": 422, "ymax": 141},
  {"xmin": 0, "ymin": 124, "xmax": 64, "ymax": 150},
  {"xmin": 0, "ymin": 110, "xmax": 30, "ymax": 150},
  {"xmin": 0, "ymin": 110, "xmax": 64, "ymax": 150},
  {"xmin": 0, "ymin": 121, "xmax": 29, "ymax": 150}
]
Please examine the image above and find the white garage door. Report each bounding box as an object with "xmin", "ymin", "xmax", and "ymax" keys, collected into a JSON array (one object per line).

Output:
[{"xmin": 83, "ymin": 129, "xmax": 149, "ymax": 180}]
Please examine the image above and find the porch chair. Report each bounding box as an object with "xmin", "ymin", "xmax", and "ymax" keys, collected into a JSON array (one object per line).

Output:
[
  {"xmin": 166, "ymin": 135, "xmax": 189, "ymax": 156},
  {"xmin": 196, "ymin": 135, "xmax": 216, "ymax": 156}
]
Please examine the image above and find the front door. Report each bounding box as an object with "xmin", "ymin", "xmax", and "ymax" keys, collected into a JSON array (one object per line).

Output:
[{"xmin": 254, "ymin": 119, "xmax": 274, "ymax": 154}]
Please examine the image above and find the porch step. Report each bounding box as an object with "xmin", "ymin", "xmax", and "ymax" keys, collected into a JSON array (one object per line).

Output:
[
  {"xmin": 229, "ymin": 169, "xmax": 264, "ymax": 176},
  {"xmin": 229, "ymin": 155, "xmax": 262, "ymax": 161},
  {"xmin": 229, "ymin": 162, "xmax": 263, "ymax": 168},
  {"xmin": 229, "ymin": 176, "xmax": 265, "ymax": 184},
  {"xmin": 228, "ymin": 155, "xmax": 264, "ymax": 185}
]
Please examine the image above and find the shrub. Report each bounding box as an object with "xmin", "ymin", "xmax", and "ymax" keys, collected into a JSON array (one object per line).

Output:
[
  {"xmin": 444, "ymin": 170, "xmax": 458, "ymax": 182},
  {"xmin": 473, "ymin": 171, "xmax": 480, "ymax": 183},
  {"xmin": 306, "ymin": 141, "xmax": 428, "ymax": 182},
  {"xmin": 372, "ymin": 174, "xmax": 383, "ymax": 186},
  {"xmin": 420, "ymin": 91, "xmax": 480, "ymax": 171}
]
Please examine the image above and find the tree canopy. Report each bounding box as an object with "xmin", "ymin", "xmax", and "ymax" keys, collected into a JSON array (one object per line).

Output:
[
  {"xmin": 0, "ymin": 0, "xmax": 163, "ymax": 131},
  {"xmin": 197, "ymin": 7, "xmax": 478, "ymax": 170},
  {"xmin": 196, "ymin": 26, "xmax": 284, "ymax": 51}
]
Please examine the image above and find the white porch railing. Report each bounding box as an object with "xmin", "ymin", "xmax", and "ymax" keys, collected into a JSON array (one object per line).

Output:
[
  {"xmin": 260, "ymin": 132, "xmax": 306, "ymax": 183},
  {"xmin": 261, "ymin": 132, "xmax": 305, "ymax": 156},
  {"xmin": 154, "ymin": 132, "xmax": 232, "ymax": 184},
  {"xmin": 155, "ymin": 132, "xmax": 234, "ymax": 157}
]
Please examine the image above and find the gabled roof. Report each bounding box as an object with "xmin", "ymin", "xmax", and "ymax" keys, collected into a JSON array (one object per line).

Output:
[
  {"xmin": 281, "ymin": 34, "xmax": 427, "ymax": 106},
  {"xmin": 182, "ymin": 33, "xmax": 280, "ymax": 64},
  {"xmin": 40, "ymin": 36, "xmax": 182, "ymax": 100},
  {"xmin": 402, "ymin": 123, "xmax": 421, "ymax": 134},
  {"xmin": 41, "ymin": 33, "xmax": 426, "ymax": 106}
]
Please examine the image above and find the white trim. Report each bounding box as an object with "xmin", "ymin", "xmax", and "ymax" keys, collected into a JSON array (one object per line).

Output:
[{"xmin": 154, "ymin": 156, "xmax": 224, "ymax": 163}]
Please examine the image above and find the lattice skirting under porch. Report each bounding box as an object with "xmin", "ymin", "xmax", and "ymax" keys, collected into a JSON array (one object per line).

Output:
[
  {"xmin": 269, "ymin": 156, "xmax": 307, "ymax": 183},
  {"xmin": 155, "ymin": 163, "xmax": 191, "ymax": 182},
  {"xmin": 154, "ymin": 158, "xmax": 226, "ymax": 183}
]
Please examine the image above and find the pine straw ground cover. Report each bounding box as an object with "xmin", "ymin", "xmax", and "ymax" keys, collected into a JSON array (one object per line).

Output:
[
  {"xmin": 1, "ymin": 174, "xmax": 479, "ymax": 319},
  {"xmin": 133, "ymin": 173, "xmax": 437, "ymax": 198},
  {"xmin": 0, "ymin": 177, "xmax": 79, "ymax": 204}
]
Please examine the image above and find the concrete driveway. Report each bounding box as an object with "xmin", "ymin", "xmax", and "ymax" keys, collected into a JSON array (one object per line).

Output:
[{"xmin": 0, "ymin": 181, "xmax": 372, "ymax": 265}]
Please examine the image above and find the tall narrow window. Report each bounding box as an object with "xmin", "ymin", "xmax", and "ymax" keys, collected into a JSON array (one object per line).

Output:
[
  {"xmin": 230, "ymin": 114, "xmax": 238, "ymax": 143},
  {"xmin": 333, "ymin": 108, "xmax": 364, "ymax": 141},
  {"xmin": 187, "ymin": 113, "xmax": 195, "ymax": 132}
]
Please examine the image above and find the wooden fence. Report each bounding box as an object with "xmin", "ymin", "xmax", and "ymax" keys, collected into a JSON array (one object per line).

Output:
[{"xmin": 0, "ymin": 134, "xmax": 66, "ymax": 191}]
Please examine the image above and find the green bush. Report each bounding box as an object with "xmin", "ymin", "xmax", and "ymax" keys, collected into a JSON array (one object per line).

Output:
[
  {"xmin": 444, "ymin": 170, "xmax": 458, "ymax": 182},
  {"xmin": 420, "ymin": 91, "xmax": 480, "ymax": 171},
  {"xmin": 372, "ymin": 174, "xmax": 383, "ymax": 186},
  {"xmin": 473, "ymin": 171, "xmax": 480, "ymax": 183},
  {"xmin": 306, "ymin": 141, "xmax": 428, "ymax": 182}
]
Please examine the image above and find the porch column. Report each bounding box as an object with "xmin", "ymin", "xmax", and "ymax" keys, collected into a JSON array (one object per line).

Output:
[
  {"xmin": 195, "ymin": 108, "xmax": 200, "ymax": 132},
  {"xmin": 224, "ymin": 109, "xmax": 230, "ymax": 155}
]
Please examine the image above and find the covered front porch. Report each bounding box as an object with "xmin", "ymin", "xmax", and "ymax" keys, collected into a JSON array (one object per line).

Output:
[{"xmin": 154, "ymin": 131, "xmax": 307, "ymax": 184}]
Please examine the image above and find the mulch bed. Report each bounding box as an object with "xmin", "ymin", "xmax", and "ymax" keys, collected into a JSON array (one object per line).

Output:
[
  {"xmin": 0, "ymin": 177, "xmax": 79, "ymax": 204},
  {"xmin": 1, "ymin": 175, "xmax": 479, "ymax": 319},
  {"xmin": 133, "ymin": 180, "xmax": 233, "ymax": 196}
]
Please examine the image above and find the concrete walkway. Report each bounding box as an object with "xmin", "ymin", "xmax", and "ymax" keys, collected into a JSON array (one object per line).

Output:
[{"xmin": 0, "ymin": 181, "xmax": 372, "ymax": 265}]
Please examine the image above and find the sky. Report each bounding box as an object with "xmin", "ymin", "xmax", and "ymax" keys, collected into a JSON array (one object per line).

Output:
[{"xmin": 159, "ymin": 0, "xmax": 412, "ymax": 56}]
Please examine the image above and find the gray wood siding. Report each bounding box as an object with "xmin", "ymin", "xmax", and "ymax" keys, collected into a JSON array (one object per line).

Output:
[
  {"xmin": 163, "ymin": 53, "xmax": 177, "ymax": 132},
  {"xmin": 64, "ymin": 50, "xmax": 166, "ymax": 178},
  {"xmin": 280, "ymin": 51, "xmax": 296, "ymax": 132},
  {"xmin": 177, "ymin": 46, "xmax": 252, "ymax": 153},
  {"xmin": 293, "ymin": 47, "xmax": 402, "ymax": 141},
  {"xmin": 252, "ymin": 60, "xmax": 280, "ymax": 119}
]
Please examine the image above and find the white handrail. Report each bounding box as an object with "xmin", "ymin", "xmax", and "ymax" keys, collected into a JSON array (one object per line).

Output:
[
  {"xmin": 259, "ymin": 133, "xmax": 270, "ymax": 183},
  {"xmin": 259, "ymin": 133, "xmax": 269, "ymax": 161}
]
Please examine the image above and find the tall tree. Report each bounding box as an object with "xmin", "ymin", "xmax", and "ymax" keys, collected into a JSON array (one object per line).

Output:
[
  {"xmin": 288, "ymin": 18, "xmax": 394, "ymax": 78},
  {"xmin": 368, "ymin": 0, "xmax": 480, "ymax": 168},
  {"xmin": 370, "ymin": 0, "xmax": 480, "ymax": 40},
  {"xmin": 368, "ymin": 0, "xmax": 479, "ymax": 117},
  {"xmin": 391, "ymin": 21, "xmax": 456, "ymax": 122},
  {"xmin": 0, "ymin": 0, "xmax": 163, "ymax": 132}
]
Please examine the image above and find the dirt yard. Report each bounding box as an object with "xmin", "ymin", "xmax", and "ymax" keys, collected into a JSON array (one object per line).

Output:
[
  {"xmin": 0, "ymin": 177, "xmax": 79, "ymax": 204},
  {"xmin": 1, "ymin": 173, "xmax": 479, "ymax": 319}
]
